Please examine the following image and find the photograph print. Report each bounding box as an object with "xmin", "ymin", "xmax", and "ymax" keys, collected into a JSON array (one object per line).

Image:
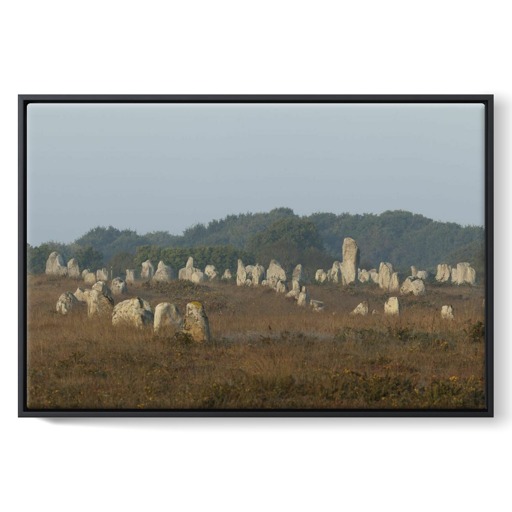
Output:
[{"xmin": 19, "ymin": 95, "xmax": 493, "ymax": 416}]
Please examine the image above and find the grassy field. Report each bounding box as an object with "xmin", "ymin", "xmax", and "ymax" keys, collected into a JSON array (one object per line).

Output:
[{"xmin": 26, "ymin": 274, "xmax": 487, "ymax": 410}]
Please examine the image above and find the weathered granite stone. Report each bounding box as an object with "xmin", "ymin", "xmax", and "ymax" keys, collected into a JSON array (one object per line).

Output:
[
  {"xmin": 369, "ymin": 269, "xmax": 379, "ymax": 284},
  {"xmin": 327, "ymin": 261, "xmax": 342, "ymax": 283},
  {"xmin": 221, "ymin": 269, "xmax": 232, "ymax": 280},
  {"xmin": 315, "ymin": 269, "xmax": 327, "ymax": 283},
  {"xmin": 125, "ymin": 269, "xmax": 136, "ymax": 284},
  {"xmin": 341, "ymin": 237, "xmax": 359, "ymax": 285},
  {"xmin": 267, "ymin": 260, "xmax": 287, "ymax": 288},
  {"xmin": 111, "ymin": 277, "xmax": 128, "ymax": 296},
  {"xmin": 56, "ymin": 292, "xmax": 79, "ymax": 315},
  {"xmin": 83, "ymin": 272, "xmax": 96, "ymax": 285},
  {"xmin": 141, "ymin": 260, "xmax": 154, "ymax": 280},
  {"xmin": 351, "ymin": 301, "xmax": 369, "ymax": 316},
  {"xmin": 96, "ymin": 268, "xmax": 109, "ymax": 281},
  {"xmin": 416, "ymin": 270, "xmax": 428, "ymax": 280},
  {"xmin": 67, "ymin": 258, "xmax": 80, "ymax": 278},
  {"xmin": 84, "ymin": 289, "xmax": 114, "ymax": 318},
  {"xmin": 92, "ymin": 280, "xmax": 113, "ymax": 300},
  {"xmin": 441, "ymin": 304, "xmax": 454, "ymax": 320},
  {"xmin": 45, "ymin": 252, "xmax": 67, "ymax": 276},
  {"xmin": 292, "ymin": 264, "xmax": 304, "ymax": 286},
  {"xmin": 297, "ymin": 286, "xmax": 310, "ymax": 307},
  {"xmin": 182, "ymin": 301, "xmax": 211, "ymax": 342},
  {"xmin": 112, "ymin": 297, "xmax": 153, "ymax": 328},
  {"xmin": 358, "ymin": 269, "xmax": 370, "ymax": 283},
  {"xmin": 454, "ymin": 262, "xmax": 476, "ymax": 285},
  {"xmin": 73, "ymin": 287, "xmax": 87, "ymax": 302},
  {"xmin": 204, "ymin": 265, "xmax": 218, "ymax": 280},
  {"xmin": 390, "ymin": 272, "xmax": 400, "ymax": 292},
  {"xmin": 378, "ymin": 262, "xmax": 393, "ymax": 290},
  {"xmin": 275, "ymin": 280, "xmax": 288, "ymax": 294},
  {"xmin": 400, "ymin": 277, "xmax": 426, "ymax": 296},
  {"xmin": 252, "ymin": 264, "xmax": 265, "ymax": 286},
  {"xmin": 154, "ymin": 302, "xmax": 183, "ymax": 331},
  {"xmin": 384, "ymin": 297, "xmax": 400, "ymax": 316},
  {"xmin": 191, "ymin": 270, "xmax": 205, "ymax": 283},
  {"xmin": 153, "ymin": 261, "xmax": 175, "ymax": 282},
  {"xmin": 435, "ymin": 264, "xmax": 451, "ymax": 282},
  {"xmin": 236, "ymin": 259, "xmax": 247, "ymax": 287}
]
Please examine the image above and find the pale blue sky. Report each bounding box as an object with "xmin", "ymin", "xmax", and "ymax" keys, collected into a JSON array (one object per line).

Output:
[{"xmin": 27, "ymin": 102, "xmax": 485, "ymax": 245}]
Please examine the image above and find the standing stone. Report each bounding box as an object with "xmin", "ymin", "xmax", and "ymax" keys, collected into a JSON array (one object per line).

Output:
[
  {"xmin": 154, "ymin": 302, "xmax": 183, "ymax": 331},
  {"xmin": 351, "ymin": 301, "xmax": 369, "ymax": 316},
  {"xmin": 327, "ymin": 261, "xmax": 342, "ymax": 283},
  {"xmin": 455, "ymin": 262, "xmax": 476, "ymax": 285},
  {"xmin": 67, "ymin": 258, "xmax": 80, "ymax": 278},
  {"xmin": 411, "ymin": 266, "xmax": 418, "ymax": 277},
  {"xmin": 465, "ymin": 266, "xmax": 476, "ymax": 285},
  {"xmin": 292, "ymin": 264, "xmax": 304, "ymax": 286},
  {"xmin": 285, "ymin": 282, "xmax": 301, "ymax": 300},
  {"xmin": 358, "ymin": 269, "xmax": 370, "ymax": 283},
  {"xmin": 182, "ymin": 302, "xmax": 211, "ymax": 343},
  {"xmin": 378, "ymin": 262, "xmax": 393, "ymax": 290},
  {"xmin": 191, "ymin": 270, "xmax": 205, "ymax": 283},
  {"xmin": 245, "ymin": 265, "xmax": 255, "ymax": 280},
  {"xmin": 83, "ymin": 272, "xmax": 96, "ymax": 285},
  {"xmin": 153, "ymin": 261, "xmax": 175, "ymax": 282},
  {"xmin": 179, "ymin": 257, "xmax": 202, "ymax": 281},
  {"xmin": 315, "ymin": 269, "xmax": 327, "ymax": 283},
  {"xmin": 84, "ymin": 289, "xmax": 114, "ymax": 318},
  {"xmin": 92, "ymin": 281, "xmax": 114, "ymax": 302},
  {"xmin": 236, "ymin": 259, "xmax": 247, "ymax": 287},
  {"xmin": 56, "ymin": 292, "xmax": 79, "ymax": 315},
  {"xmin": 252, "ymin": 264, "xmax": 265, "ymax": 286},
  {"xmin": 125, "ymin": 269, "xmax": 136, "ymax": 284},
  {"xmin": 341, "ymin": 237, "xmax": 359, "ymax": 285},
  {"xmin": 112, "ymin": 297, "xmax": 154, "ymax": 328},
  {"xmin": 141, "ymin": 260, "xmax": 154, "ymax": 280},
  {"xmin": 297, "ymin": 286, "xmax": 310, "ymax": 307},
  {"xmin": 400, "ymin": 277, "xmax": 426, "ymax": 296},
  {"xmin": 204, "ymin": 265, "xmax": 218, "ymax": 280},
  {"xmin": 221, "ymin": 269, "xmax": 232, "ymax": 281},
  {"xmin": 390, "ymin": 272, "xmax": 400, "ymax": 292},
  {"xmin": 73, "ymin": 287, "xmax": 87, "ymax": 302},
  {"xmin": 267, "ymin": 260, "xmax": 287, "ymax": 288},
  {"xmin": 45, "ymin": 252, "xmax": 67, "ymax": 276},
  {"xmin": 416, "ymin": 270, "xmax": 428, "ymax": 280},
  {"xmin": 96, "ymin": 268, "xmax": 109, "ymax": 282},
  {"xmin": 441, "ymin": 305, "xmax": 455, "ymax": 320},
  {"xmin": 111, "ymin": 277, "xmax": 128, "ymax": 296},
  {"xmin": 384, "ymin": 297, "xmax": 400, "ymax": 316},
  {"xmin": 451, "ymin": 267, "xmax": 459, "ymax": 283},
  {"xmin": 178, "ymin": 257, "xmax": 193, "ymax": 280},
  {"xmin": 369, "ymin": 269, "xmax": 379, "ymax": 284},
  {"xmin": 435, "ymin": 264, "xmax": 451, "ymax": 282},
  {"xmin": 275, "ymin": 280, "xmax": 288, "ymax": 294}
]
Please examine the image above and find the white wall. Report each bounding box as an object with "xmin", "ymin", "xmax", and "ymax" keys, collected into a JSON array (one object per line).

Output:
[{"xmin": 1, "ymin": 2, "xmax": 509, "ymax": 511}]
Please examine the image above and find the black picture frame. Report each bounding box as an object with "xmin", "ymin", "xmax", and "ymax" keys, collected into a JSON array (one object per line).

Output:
[{"xmin": 18, "ymin": 94, "xmax": 494, "ymax": 417}]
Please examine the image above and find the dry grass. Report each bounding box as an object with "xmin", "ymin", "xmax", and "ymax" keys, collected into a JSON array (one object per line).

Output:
[{"xmin": 26, "ymin": 275, "xmax": 487, "ymax": 410}]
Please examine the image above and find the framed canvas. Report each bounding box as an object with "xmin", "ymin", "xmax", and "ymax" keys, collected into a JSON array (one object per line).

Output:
[{"xmin": 18, "ymin": 95, "xmax": 493, "ymax": 417}]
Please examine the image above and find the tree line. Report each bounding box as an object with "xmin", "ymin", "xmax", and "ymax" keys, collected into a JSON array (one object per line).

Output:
[{"xmin": 27, "ymin": 208, "xmax": 485, "ymax": 279}]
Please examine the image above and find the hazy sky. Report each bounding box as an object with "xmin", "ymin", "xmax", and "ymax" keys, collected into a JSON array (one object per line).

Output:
[{"xmin": 27, "ymin": 102, "xmax": 485, "ymax": 245}]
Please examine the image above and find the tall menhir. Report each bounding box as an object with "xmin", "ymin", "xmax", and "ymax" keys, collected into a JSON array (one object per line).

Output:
[{"xmin": 341, "ymin": 237, "xmax": 360, "ymax": 285}]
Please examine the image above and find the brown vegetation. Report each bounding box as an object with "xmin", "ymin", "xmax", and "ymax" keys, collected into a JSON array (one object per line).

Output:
[{"xmin": 26, "ymin": 275, "xmax": 486, "ymax": 410}]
